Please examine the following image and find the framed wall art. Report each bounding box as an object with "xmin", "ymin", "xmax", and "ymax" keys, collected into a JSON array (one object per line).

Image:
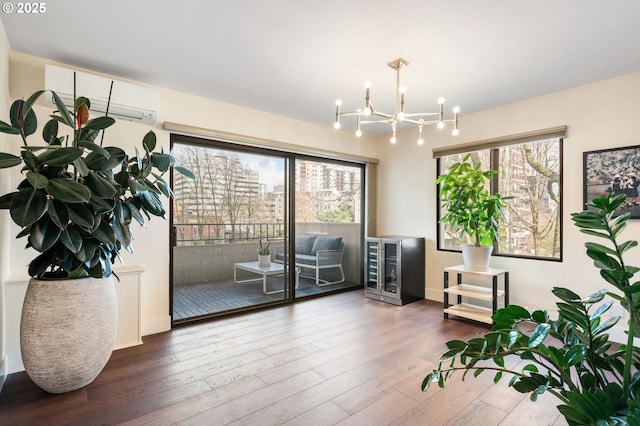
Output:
[{"xmin": 583, "ymin": 145, "xmax": 640, "ymax": 218}]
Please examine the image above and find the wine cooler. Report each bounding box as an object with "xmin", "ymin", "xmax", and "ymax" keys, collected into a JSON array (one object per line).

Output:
[{"xmin": 365, "ymin": 236, "xmax": 425, "ymax": 305}]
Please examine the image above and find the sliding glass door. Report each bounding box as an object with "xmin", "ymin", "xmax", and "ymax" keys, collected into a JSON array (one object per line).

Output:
[
  {"xmin": 171, "ymin": 140, "xmax": 290, "ymax": 322},
  {"xmin": 293, "ymin": 158, "xmax": 362, "ymax": 298},
  {"xmin": 169, "ymin": 136, "xmax": 364, "ymax": 324}
]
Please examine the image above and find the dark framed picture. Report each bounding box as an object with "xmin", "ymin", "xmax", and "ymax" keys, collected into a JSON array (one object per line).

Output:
[{"xmin": 583, "ymin": 145, "xmax": 640, "ymax": 218}]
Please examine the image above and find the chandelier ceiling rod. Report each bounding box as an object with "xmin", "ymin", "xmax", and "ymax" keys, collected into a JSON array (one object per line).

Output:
[{"xmin": 333, "ymin": 58, "xmax": 460, "ymax": 145}]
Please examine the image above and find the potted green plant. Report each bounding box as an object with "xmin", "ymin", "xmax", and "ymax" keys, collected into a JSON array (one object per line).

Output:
[
  {"xmin": 258, "ymin": 239, "xmax": 271, "ymax": 267},
  {"xmin": 0, "ymin": 89, "xmax": 193, "ymax": 393},
  {"xmin": 422, "ymin": 193, "xmax": 640, "ymax": 424},
  {"xmin": 435, "ymin": 153, "xmax": 511, "ymax": 270}
]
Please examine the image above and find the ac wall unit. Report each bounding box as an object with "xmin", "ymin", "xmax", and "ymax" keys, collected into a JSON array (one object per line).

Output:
[{"xmin": 44, "ymin": 64, "xmax": 159, "ymax": 124}]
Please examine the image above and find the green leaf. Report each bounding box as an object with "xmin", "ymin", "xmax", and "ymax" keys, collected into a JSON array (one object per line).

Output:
[
  {"xmin": 38, "ymin": 147, "xmax": 83, "ymax": 166},
  {"xmin": 66, "ymin": 203, "xmax": 94, "ymax": 230},
  {"xmin": 92, "ymin": 221, "xmax": 116, "ymax": 245},
  {"xmin": 10, "ymin": 99, "xmax": 38, "ymax": 136},
  {"xmin": 143, "ymin": 131, "xmax": 156, "ymax": 152},
  {"xmin": 151, "ymin": 152, "xmax": 171, "ymax": 172},
  {"xmin": 0, "ymin": 153, "xmax": 22, "ymax": 169},
  {"xmin": 42, "ymin": 119, "xmax": 59, "ymax": 144},
  {"xmin": 47, "ymin": 178, "xmax": 92, "ymax": 203},
  {"xmin": 528, "ymin": 323, "xmax": 550, "ymax": 348},
  {"xmin": 59, "ymin": 225, "xmax": 82, "ymax": 253},
  {"xmin": 28, "ymin": 216, "xmax": 61, "ymax": 252},
  {"xmin": 0, "ymin": 119, "xmax": 20, "ymax": 135},
  {"xmin": 85, "ymin": 146, "xmax": 126, "ymax": 171},
  {"xmin": 21, "ymin": 90, "xmax": 44, "ymax": 119},
  {"xmin": 10, "ymin": 188, "xmax": 47, "ymax": 227},
  {"xmin": 83, "ymin": 116, "xmax": 115, "ymax": 131},
  {"xmin": 79, "ymin": 140, "xmax": 111, "ymax": 158},
  {"xmin": 73, "ymin": 157, "xmax": 90, "ymax": 177},
  {"xmin": 47, "ymin": 199, "xmax": 69, "ymax": 230},
  {"xmin": 28, "ymin": 249, "xmax": 58, "ymax": 277},
  {"xmin": 85, "ymin": 171, "xmax": 117, "ymax": 199},
  {"xmin": 112, "ymin": 215, "xmax": 132, "ymax": 248},
  {"xmin": 174, "ymin": 166, "xmax": 195, "ymax": 179},
  {"xmin": 49, "ymin": 91, "xmax": 74, "ymax": 128},
  {"xmin": 26, "ymin": 171, "xmax": 49, "ymax": 189}
]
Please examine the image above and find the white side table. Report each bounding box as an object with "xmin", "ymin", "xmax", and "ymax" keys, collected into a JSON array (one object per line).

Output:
[
  {"xmin": 443, "ymin": 265, "xmax": 509, "ymax": 324},
  {"xmin": 233, "ymin": 261, "xmax": 299, "ymax": 294}
]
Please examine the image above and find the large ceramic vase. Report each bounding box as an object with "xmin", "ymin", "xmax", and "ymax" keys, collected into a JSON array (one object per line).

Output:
[
  {"xmin": 20, "ymin": 275, "xmax": 118, "ymax": 394},
  {"xmin": 461, "ymin": 244, "xmax": 493, "ymax": 271}
]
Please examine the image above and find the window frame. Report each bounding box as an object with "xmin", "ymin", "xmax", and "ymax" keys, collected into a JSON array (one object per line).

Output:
[{"xmin": 436, "ymin": 137, "xmax": 564, "ymax": 262}]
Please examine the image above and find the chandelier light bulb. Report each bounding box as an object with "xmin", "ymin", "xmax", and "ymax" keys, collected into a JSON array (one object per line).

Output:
[
  {"xmin": 333, "ymin": 121, "xmax": 341, "ymax": 130},
  {"xmin": 363, "ymin": 107, "xmax": 372, "ymax": 116},
  {"xmin": 438, "ymin": 97, "xmax": 445, "ymax": 105},
  {"xmin": 397, "ymin": 111, "xmax": 405, "ymax": 121},
  {"xmin": 452, "ymin": 106, "xmax": 460, "ymax": 113},
  {"xmin": 452, "ymin": 128, "xmax": 460, "ymax": 136},
  {"xmin": 390, "ymin": 136, "xmax": 397, "ymax": 144},
  {"xmin": 437, "ymin": 121, "xmax": 445, "ymax": 129},
  {"xmin": 364, "ymin": 80, "xmax": 372, "ymax": 89},
  {"xmin": 417, "ymin": 138, "xmax": 424, "ymax": 145},
  {"xmin": 355, "ymin": 129, "xmax": 362, "ymax": 137},
  {"xmin": 399, "ymin": 86, "xmax": 407, "ymax": 94},
  {"xmin": 335, "ymin": 99, "xmax": 342, "ymax": 106}
]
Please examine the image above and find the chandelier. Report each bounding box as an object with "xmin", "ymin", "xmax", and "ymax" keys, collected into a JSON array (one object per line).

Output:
[{"xmin": 333, "ymin": 58, "xmax": 460, "ymax": 145}]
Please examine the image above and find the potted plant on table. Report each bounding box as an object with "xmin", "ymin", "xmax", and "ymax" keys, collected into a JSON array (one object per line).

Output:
[
  {"xmin": 0, "ymin": 89, "xmax": 193, "ymax": 393},
  {"xmin": 422, "ymin": 194, "xmax": 640, "ymax": 424},
  {"xmin": 435, "ymin": 153, "xmax": 511, "ymax": 270},
  {"xmin": 258, "ymin": 239, "xmax": 271, "ymax": 267}
]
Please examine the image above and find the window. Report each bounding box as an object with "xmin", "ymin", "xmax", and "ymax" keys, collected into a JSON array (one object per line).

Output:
[{"xmin": 437, "ymin": 136, "xmax": 563, "ymax": 260}]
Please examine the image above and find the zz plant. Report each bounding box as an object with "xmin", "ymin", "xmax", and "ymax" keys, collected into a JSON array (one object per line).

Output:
[
  {"xmin": 0, "ymin": 90, "xmax": 193, "ymax": 279},
  {"xmin": 422, "ymin": 193, "xmax": 640, "ymax": 425}
]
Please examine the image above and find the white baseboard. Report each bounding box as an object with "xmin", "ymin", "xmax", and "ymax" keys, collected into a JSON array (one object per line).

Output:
[
  {"xmin": 142, "ymin": 314, "xmax": 171, "ymax": 336},
  {"xmin": 425, "ymin": 288, "xmax": 443, "ymax": 303},
  {"xmin": 0, "ymin": 356, "xmax": 7, "ymax": 393}
]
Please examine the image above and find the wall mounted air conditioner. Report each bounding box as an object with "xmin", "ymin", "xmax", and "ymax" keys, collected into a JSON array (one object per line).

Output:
[{"xmin": 44, "ymin": 64, "xmax": 159, "ymax": 124}]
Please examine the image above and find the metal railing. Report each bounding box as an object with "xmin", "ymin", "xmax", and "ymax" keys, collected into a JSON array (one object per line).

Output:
[{"xmin": 175, "ymin": 222, "xmax": 285, "ymax": 245}]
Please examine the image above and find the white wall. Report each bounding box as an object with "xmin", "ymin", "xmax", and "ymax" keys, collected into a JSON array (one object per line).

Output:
[
  {"xmin": 2, "ymin": 52, "xmax": 380, "ymax": 371},
  {"xmin": 0, "ymin": 17, "xmax": 11, "ymax": 385},
  {"xmin": 376, "ymin": 72, "xmax": 640, "ymax": 327}
]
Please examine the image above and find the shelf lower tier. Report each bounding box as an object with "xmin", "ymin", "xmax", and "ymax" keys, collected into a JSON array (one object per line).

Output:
[
  {"xmin": 444, "ymin": 303, "xmax": 493, "ymax": 324},
  {"xmin": 444, "ymin": 284, "xmax": 505, "ymax": 301}
]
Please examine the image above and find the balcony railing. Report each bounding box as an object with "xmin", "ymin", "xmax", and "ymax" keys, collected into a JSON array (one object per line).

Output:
[{"xmin": 175, "ymin": 222, "xmax": 285, "ymax": 245}]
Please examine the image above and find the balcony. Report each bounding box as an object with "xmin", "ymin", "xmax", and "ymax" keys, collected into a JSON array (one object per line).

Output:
[{"xmin": 173, "ymin": 222, "xmax": 362, "ymax": 322}]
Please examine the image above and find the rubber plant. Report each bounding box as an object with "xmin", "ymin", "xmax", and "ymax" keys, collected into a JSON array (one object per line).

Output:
[
  {"xmin": 422, "ymin": 193, "xmax": 640, "ymax": 425},
  {"xmin": 435, "ymin": 153, "xmax": 511, "ymax": 247},
  {"xmin": 0, "ymin": 90, "xmax": 194, "ymax": 278}
]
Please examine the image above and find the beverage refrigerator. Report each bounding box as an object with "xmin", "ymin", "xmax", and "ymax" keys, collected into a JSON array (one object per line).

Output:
[{"xmin": 364, "ymin": 236, "xmax": 425, "ymax": 305}]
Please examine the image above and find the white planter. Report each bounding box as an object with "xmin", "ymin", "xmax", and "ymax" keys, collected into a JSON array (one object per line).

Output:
[
  {"xmin": 461, "ymin": 245, "xmax": 493, "ymax": 271},
  {"xmin": 20, "ymin": 275, "xmax": 117, "ymax": 394},
  {"xmin": 258, "ymin": 254, "xmax": 271, "ymax": 267}
]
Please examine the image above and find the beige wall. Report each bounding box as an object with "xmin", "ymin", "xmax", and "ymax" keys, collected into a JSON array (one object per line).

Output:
[
  {"xmin": 376, "ymin": 72, "xmax": 640, "ymax": 337},
  {"xmin": 0, "ymin": 18, "xmax": 11, "ymax": 383},
  {"xmin": 3, "ymin": 52, "xmax": 380, "ymax": 346}
]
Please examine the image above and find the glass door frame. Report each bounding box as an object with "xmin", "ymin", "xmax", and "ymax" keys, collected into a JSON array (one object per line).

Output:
[{"xmin": 169, "ymin": 134, "xmax": 366, "ymax": 325}]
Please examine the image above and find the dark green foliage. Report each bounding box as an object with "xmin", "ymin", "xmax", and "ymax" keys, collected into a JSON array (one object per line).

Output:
[
  {"xmin": 423, "ymin": 194, "xmax": 640, "ymax": 425},
  {"xmin": 0, "ymin": 90, "xmax": 192, "ymax": 278}
]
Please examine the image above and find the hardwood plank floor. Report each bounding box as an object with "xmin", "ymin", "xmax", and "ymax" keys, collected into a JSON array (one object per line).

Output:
[{"xmin": 0, "ymin": 290, "xmax": 568, "ymax": 425}]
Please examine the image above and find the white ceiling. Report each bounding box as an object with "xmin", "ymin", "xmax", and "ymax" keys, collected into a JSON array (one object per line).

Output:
[{"xmin": 2, "ymin": 1, "xmax": 640, "ymax": 136}]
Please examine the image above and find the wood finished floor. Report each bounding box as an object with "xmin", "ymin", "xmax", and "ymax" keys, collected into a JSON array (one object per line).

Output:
[{"xmin": 0, "ymin": 290, "xmax": 568, "ymax": 425}]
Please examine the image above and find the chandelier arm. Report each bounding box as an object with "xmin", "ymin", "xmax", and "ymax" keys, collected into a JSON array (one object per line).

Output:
[
  {"xmin": 338, "ymin": 111, "xmax": 364, "ymax": 117},
  {"xmin": 360, "ymin": 119, "xmax": 394, "ymax": 125},
  {"xmin": 372, "ymin": 111, "xmax": 394, "ymax": 119},
  {"xmin": 403, "ymin": 112, "xmax": 441, "ymax": 118}
]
